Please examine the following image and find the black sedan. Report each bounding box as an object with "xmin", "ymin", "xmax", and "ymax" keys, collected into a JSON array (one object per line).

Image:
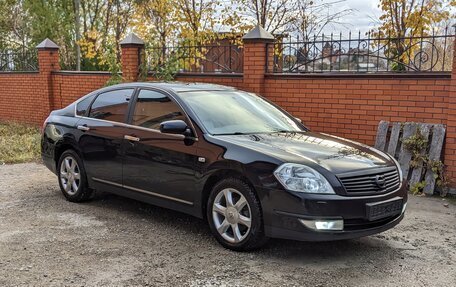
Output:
[{"xmin": 41, "ymin": 82, "xmax": 407, "ymax": 251}]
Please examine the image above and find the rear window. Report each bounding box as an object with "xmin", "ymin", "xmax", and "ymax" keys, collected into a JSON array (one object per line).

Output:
[
  {"xmin": 76, "ymin": 94, "xmax": 96, "ymax": 116},
  {"xmin": 88, "ymin": 89, "xmax": 134, "ymax": 122}
]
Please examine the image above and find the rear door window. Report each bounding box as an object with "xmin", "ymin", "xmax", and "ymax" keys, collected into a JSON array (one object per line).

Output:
[{"xmin": 88, "ymin": 89, "xmax": 134, "ymax": 123}]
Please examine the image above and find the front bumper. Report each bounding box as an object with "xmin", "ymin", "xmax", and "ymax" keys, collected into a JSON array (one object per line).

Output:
[{"xmin": 259, "ymin": 181, "xmax": 408, "ymax": 242}]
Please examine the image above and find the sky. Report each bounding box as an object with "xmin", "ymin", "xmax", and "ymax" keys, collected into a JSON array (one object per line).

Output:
[
  {"xmin": 334, "ymin": 0, "xmax": 455, "ymax": 33},
  {"xmin": 327, "ymin": 0, "xmax": 381, "ymax": 33},
  {"xmin": 215, "ymin": 0, "xmax": 454, "ymax": 36}
]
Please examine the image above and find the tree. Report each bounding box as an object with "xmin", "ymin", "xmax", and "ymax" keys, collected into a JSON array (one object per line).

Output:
[
  {"xmin": 374, "ymin": 0, "xmax": 453, "ymax": 38},
  {"xmin": 235, "ymin": 0, "xmax": 297, "ymax": 34},
  {"xmin": 134, "ymin": 0, "xmax": 177, "ymax": 48},
  {"xmin": 77, "ymin": 0, "xmax": 134, "ymax": 70},
  {"xmin": 175, "ymin": 0, "xmax": 223, "ymax": 43},
  {"xmin": 23, "ymin": 0, "xmax": 76, "ymax": 68},
  {"xmin": 74, "ymin": 0, "xmax": 81, "ymax": 70},
  {"xmin": 291, "ymin": 0, "xmax": 352, "ymax": 41},
  {"xmin": 109, "ymin": 0, "xmax": 135, "ymax": 61},
  {"xmin": 0, "ymin": 0, "xmax": 31, "ymax": 50},
  {"xmin": 372, "ymin": 0, "xmax": 455, "ymax": 70},
  {"xmin": 286, "ymin": 0, "xmax": 352, "ymax": 72},
  {"xmin": 134, "ymin": 0, "xmax": 243, "ymax": 77},
  {"xmin": 0, "ymin": 0, "xmax": 77, "ymax": 68}
]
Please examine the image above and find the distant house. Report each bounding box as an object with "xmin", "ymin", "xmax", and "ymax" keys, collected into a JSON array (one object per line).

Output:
[{"xmin": 322, "ymin": 42, "xmax": 342, "ymax": 65}]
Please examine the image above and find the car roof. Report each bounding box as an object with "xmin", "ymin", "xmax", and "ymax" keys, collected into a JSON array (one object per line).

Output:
[{"xmin": 107, "ymin": 81, "xmax": 238, "ymax": 93}]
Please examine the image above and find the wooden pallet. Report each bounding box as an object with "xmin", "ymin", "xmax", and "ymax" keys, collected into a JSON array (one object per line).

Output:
[{"xmin": 374, "ymin": 121, "xmax": 446, "ymax": 195}]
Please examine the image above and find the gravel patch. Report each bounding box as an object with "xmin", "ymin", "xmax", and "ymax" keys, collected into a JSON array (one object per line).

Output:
[{"xmin": 0, "ymin": 163, "xmax": 455, "ymax": 286}]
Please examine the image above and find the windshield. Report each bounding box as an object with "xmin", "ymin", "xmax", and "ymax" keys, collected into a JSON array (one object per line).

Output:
[{"xmin": 178, "ymin": 90, "xmax": 305, "ymax": 135}]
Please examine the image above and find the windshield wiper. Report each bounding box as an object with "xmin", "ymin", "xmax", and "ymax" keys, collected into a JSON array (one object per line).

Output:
[
  {"xmin": 272, "ymin": 130, "xmax": 298, "ymax": 133},
  {"xmin": 212, "ymin": 132, "xmax": 246, "ymax": 136}
]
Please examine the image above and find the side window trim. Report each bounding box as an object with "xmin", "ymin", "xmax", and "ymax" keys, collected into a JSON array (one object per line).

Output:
[{"xmin": 74, "ymin": 86, "xmax": 198, "ymax": 140}]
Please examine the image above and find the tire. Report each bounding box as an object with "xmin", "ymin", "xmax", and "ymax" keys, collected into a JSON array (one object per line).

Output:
[
  {"xmin": 207, "ymin": 177, "xmax": 268, "ymax": 251},
  {"xmin": 57, "ymin": 150, "xmax": 93, "ymax": 202}
]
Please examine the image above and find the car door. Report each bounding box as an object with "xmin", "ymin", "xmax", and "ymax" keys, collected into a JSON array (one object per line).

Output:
[
  {"xmin": 122, "ymin": 88, "xmax": 198, "ymax": 205},
  {"xmin": 76, "ymin": 88, "xmax": 135, "ymax": 186}
]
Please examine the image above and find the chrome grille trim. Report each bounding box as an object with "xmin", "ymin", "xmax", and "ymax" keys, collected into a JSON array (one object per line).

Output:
[{"xmin": 337, "ymin": 166, "xmax": 401, "ymax": 196}]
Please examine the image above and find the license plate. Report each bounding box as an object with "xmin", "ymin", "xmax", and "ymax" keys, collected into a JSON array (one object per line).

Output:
[{"xmin": 366, "ymin": 197, "xmax": 403, "ymax": 221}]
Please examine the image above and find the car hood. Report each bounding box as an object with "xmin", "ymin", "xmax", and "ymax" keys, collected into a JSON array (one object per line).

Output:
[{"xmin": 213, "ymin": 132, "xmax": 393, "ymax": 174}]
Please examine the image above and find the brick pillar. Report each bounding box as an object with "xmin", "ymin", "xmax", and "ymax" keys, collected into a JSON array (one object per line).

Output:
[
  {"xmin": 36, "ymin": 38, "xmax": 60, "ymax": 122},
  {"xmin": 242, "ymin": 26, "xmax": 275, "ymax": 94},
  {"xmin": 120, "ymin": 33, "xmax": 145, "ymax": 82},
  {"xmin": 444, "ymin": 32, "xmax": 456, "ymax": 185}
]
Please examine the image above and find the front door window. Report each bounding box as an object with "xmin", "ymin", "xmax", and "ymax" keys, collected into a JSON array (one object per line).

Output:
[{"xmin": 131, "ymin": 89, "xmax": 186, "ymax": 130}]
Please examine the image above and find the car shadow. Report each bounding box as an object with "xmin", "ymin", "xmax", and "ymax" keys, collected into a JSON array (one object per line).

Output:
[{"xmin": 84, "ymin": 191, "xmax": 405, "ymax": 264}]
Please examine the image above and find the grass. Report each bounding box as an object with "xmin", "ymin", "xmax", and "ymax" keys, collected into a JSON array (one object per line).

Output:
[{"xmin": 0, "ymin": 121, "xmax": 41, "ymax": 164}]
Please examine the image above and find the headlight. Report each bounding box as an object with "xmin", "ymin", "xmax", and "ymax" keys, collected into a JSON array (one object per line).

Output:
[
  {"xmin": 390, "ymin": 156, "xmax": 403, "ymax": 182},
  {"xmin": 274, "ymin": 163, "xmax": 335, "ymax": 194}
]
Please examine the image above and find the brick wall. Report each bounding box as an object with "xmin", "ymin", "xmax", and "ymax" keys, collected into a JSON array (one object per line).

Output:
[
  {"xmin": 51, "ymin": 72, "xmax": 111, "ymax": 108},
  {"xmin": 0, "ymin": 35, "xmax": 455, "ymax": 182},
  {"xmin": 0, "ymin": 72, "xmax": 43, "ymax": 125},
  {"xmin": 444, "ymin": 43, "xmax": 456, "ymax": 182},
  {"xmin": 264, "ymin": 75, "xmax": 451, "ymax": 145}
]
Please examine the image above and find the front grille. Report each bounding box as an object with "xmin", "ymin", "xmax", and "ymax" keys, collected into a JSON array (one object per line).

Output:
[{"xmin": 337, "ymin": 166, "xmax": 400, "ymax": 196}]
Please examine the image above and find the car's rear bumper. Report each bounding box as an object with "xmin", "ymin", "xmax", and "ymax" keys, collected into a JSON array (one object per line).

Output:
[
  {"xmin": 42, "ymin": 153, "xmax": 57, "ymax": 175},
  {"xmin": 259, "ymin": 181, "xmax": 407, "ymax": 241}
]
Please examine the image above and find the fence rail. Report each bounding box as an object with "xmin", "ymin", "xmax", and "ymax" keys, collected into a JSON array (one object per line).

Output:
[
  {"xmin": 267, "ymin": 27, "xmax": 455, "ymax": 74},
  {"xmin": 147, "ymin": 43, "xmax": 243, "ymax": 74},
  {"xmin": 0, "ymin": 50, "xmax": 38, "ymax": 72}
]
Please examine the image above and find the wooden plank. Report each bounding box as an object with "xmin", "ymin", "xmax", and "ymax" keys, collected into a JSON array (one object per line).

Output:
[
  {"xmin": 409, "ymin": 124, "xmax": 430, "ymax": 189},
  {"xmin": 374, "ymin": 120, "xmax": 389, "ymax": 151},
  {"xmin": 398, "ymin": 123, "xmax": 417, "ymax": 180},
  {"xmin": 423, "ymin": 125, "xmax": 446, "ymax": 195},
  {"xmin": 387, "ymin": 122, "xmax": 402, "ymax": 157}
]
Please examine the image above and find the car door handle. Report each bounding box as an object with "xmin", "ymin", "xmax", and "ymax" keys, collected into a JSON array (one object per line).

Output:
[
  {"xmin": 77, "ymin": 125, "xmax": 90, "ymax": 132},
  {"xmin": 124, "ymin": 135, "xmax": 140, "ymax": 142}
]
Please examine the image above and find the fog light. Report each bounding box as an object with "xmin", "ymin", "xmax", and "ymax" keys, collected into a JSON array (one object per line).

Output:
[{"xmin": 299, "ymin": 219, "xmax": 344, "ymax": 231}]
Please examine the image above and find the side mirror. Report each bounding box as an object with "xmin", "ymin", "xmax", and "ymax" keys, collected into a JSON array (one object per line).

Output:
[
  {"xmin": 159, "ymin": 120, "xmax": 189, "ymax": 135},
  {"xmin": 294, "ymin": 117, "xmax": 302, "ymax": 123}
]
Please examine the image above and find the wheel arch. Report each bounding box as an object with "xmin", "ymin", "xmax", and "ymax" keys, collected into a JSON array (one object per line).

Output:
[
  {"xmin": 201, "ymin": 168, "xmax": 259, "ymax": 220},
  {"xmin": 54, "ymin": 138, "xmax": 82, "ymax": 170}
]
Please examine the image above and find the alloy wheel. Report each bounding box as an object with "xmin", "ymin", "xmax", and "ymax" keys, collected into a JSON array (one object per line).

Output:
[
  {"xmin": 212, "ymin": 188, "xmax": 252, "ymax": 243},
  {"xmin": 59, "ymin": 156, "xmax": 81, "ymax": 196}
]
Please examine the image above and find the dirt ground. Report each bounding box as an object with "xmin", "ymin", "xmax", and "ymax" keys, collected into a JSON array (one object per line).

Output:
[{"xmin": 0, "ymin": 163, "xmax": 455, "ymax": 287}]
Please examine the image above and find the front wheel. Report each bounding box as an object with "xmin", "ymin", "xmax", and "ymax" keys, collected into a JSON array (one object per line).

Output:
[
  {"xmin": 57, "ymin": 150, "xmax": 93, "ymax": 202},
  {"xmin": 207, "ymin": 178, "xmax": 268, "ymax": 251}
]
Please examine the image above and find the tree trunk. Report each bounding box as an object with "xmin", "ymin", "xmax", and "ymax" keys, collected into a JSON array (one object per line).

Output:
[{"xmin": 74, "ymin": 0, "xmax": 81, "ymax": 71}]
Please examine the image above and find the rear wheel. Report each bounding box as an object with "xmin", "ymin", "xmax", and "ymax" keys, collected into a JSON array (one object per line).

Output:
[
  {"xmin": 57, "ymin": 150, "xmax": 93, "ymax": 202},
  {"xmin": 207, "ymin": 178, "xmax": 268, "ymax": 251}
]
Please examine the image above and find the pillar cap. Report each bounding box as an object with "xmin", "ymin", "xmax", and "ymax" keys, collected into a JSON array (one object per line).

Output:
[
  {"xmin": 36, "ymin": 38, "xmax": 59, "ymax": 50},
  {"xmin": 120, "ymin": 33, "xmax": 145, "ymax": 46},
  {"xmin": 243, "ymin": 25, "xmax": 275, "ymax": 42}
]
